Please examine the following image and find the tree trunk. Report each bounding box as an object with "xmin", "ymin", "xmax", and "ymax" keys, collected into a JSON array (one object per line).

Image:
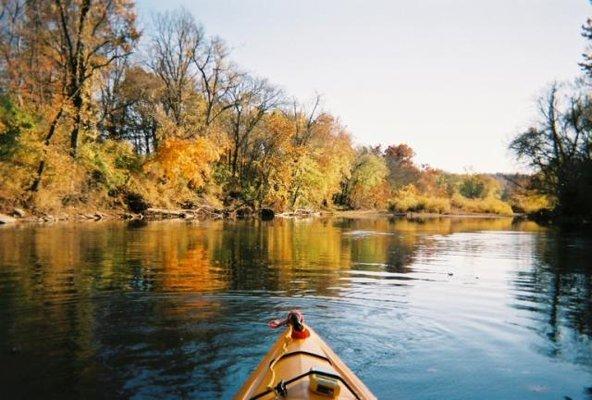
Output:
[{"xmin": 29, "ymin": 107, "xmax": 64, "ymax": 192}]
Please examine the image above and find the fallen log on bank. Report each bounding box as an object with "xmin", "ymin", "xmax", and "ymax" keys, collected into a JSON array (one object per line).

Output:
[
  {"xmin": 0, "ymin": 213, "xmax": 17, "ymax": 224},
  {"xmin": 277, "ymin": 209, "xmax": 320, "ymax": 218},
  {"xmin": 143, "ymin": 206, "xmax": 226, "ymax": 220}
]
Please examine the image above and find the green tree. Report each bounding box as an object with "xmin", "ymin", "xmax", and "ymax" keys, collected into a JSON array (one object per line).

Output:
[
  {"xmin": 343, "ymin": 147, "xmax": 389, "ymax": 209},
  {"xmin": 459, "ymin": 175, "xmax": 486, "ymax": 199}
]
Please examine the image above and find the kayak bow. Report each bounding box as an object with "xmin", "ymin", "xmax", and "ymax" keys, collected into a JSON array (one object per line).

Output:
[{"xmin": 234, "ymin": 311, "xmax": 377, "ymax": 400}]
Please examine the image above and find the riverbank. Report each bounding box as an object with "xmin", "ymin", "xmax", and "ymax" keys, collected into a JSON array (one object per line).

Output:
[
  {"xmin": 0, "ymin": 205, "xmax": 253, "ymax": 224},
  {"xmin": 0, "ymin": 204, "xmax": 520, "ymax": 226},
  {"xmin": 330, "ymin": 209, "xmax": 517, "ymax": 219},
  {"xmin": 0, "ymin": 204, "xmax": 327, "ymax": 225}
]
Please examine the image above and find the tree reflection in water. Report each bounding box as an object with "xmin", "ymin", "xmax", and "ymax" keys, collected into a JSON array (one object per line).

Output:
[
  {"xmin": 0, "ymin": 217, "xmax": 590, "ymax": 399},
  {"xmin": 512, "ymin": 230, "xmax": 592, "ymax": 367}
]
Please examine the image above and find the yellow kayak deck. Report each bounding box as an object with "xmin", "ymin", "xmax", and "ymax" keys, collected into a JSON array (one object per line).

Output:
[{"xmin": 234, "ymin": 325, "xmax": 376, "ymax": 400}]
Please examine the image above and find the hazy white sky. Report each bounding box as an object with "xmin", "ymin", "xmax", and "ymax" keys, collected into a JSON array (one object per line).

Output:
[{"xmin": 138, "ymin": 0, "xmax": 590, "ymax": 173}]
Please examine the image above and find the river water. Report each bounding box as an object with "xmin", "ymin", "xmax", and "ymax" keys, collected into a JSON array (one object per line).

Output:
[{"xmin": 0, "ymin": 217, "xmax": 591, "ymax": 399}]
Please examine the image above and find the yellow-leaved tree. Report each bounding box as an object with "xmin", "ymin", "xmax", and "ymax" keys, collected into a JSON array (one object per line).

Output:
[
  {"xmin": 143, "ymin": 133, "xmax": 223, "ymax": 207},
  {"xmin": 149, "ymin": 138, "xmax": 219, "ymax": 188},
  {"xmin": 289, "ymin": 114, "xmax": 354, "ymax": 209},
  {"xmin": 252, "ymin": 112, "xmax": 297, "ymax": 210}
]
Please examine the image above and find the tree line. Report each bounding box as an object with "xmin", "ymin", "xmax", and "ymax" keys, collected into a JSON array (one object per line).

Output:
[
  {"xmin": 0, "ymin": 1, "xmax": 537, "ymax": 216},
  {"xmin": 509, "ymin": 14, "xmax": 592, "ymax": 222}
]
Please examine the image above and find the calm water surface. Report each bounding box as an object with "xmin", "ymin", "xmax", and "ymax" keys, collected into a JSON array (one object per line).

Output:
[{"xmin": 0, "ymin": 217, "xmax": 591, "ymax": 399}]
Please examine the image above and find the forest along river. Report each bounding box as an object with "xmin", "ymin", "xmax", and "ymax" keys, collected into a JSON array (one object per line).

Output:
[{"xmin": 0, "ymin": 217, "xmax": 591, "ymax": 399}]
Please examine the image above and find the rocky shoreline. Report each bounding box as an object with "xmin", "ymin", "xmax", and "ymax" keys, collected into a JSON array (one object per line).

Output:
[
  {"xmin": 0, "ymin": 206, "xmax": 325, "ymax": 225},
  {"xmin": 0, "ymin": 204, "xmax": 527, "ymax": 227}
]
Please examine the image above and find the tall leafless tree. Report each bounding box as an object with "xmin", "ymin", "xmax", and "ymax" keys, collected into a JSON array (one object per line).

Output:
[
  {"xmin": 226, "ymin": 76, "xmax": 282, "ymax": 179},
  {"xmin": 148, "ymin": 8, "xmax": 202, "ymax": 127}
]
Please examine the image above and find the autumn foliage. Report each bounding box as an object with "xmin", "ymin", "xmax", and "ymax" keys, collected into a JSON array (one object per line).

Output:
[{"xmin": 0, "ymin": 1, "xmax": 533, "ymax": 216}]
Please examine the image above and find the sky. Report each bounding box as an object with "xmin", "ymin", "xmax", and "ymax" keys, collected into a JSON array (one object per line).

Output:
[{"xmin": 137, "ymin": 0, "xmax": 590, "ymax": 173}]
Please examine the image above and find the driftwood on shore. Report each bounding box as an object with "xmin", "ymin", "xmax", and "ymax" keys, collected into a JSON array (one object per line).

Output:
[
  {"xmin": 0, "ymin": 205, "xmax": 268, "ymax": 224},
  {"xmin": 0, "ymin": 213, "xmax": 17, "ymax": 224},
  {"xmin": 143, "ymin": 206, "xmax": 280, "ymax": 220},
  {"xmin": 0, "ymin": 202, "xmax": 335, "ymax": 225},
  {"xmin": 144, "ymin": 207, "xmax": 225, "ymax": 220},
  {"xmin": 0, "ymin": 206, "xmax": 523, "ymax": 225},
  {"xmin": 277, "ymin": 209, "xmax": 320, "ymax": 218}
]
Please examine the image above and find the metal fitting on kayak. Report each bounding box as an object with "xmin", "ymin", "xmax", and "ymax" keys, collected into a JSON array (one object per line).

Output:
[{"xmin": 309, "ymin": 368, "xmax": 341, "ymax": 398}]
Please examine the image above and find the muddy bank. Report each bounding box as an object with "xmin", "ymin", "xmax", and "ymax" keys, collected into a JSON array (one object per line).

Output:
[
  {"xmin": 331, "ymin": 209, "xmax": 516, "ymax": 219},
  {"xmin": 1, "ymin": 206, "xmax": 518, "ymax": 226},
  {"xmin": 0, "ymin": 205, "xmax": 328, "ymax": 225}
]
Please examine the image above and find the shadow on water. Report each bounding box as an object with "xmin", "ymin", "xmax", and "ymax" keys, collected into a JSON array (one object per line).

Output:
[{"xmin": 0, "ymin": 216, "xmax": 590, "ymax": 399}]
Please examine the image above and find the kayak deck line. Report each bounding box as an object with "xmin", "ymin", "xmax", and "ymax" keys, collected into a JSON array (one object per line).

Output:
[
  {"xmin": 269, "ymin": 350, "xmax": 333, "ymax": 366},
  {"xmin": 234, "ymin": 311, "xmax": 377, "ymax": 400}
]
